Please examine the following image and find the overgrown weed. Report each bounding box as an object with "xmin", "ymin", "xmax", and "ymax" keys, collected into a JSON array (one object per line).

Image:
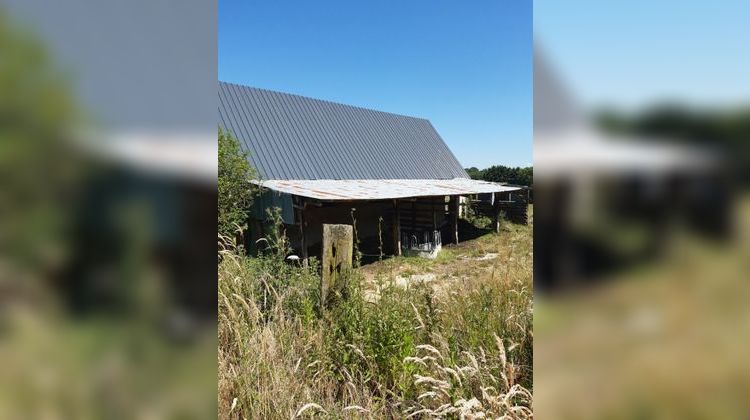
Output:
[{"xmin": 218, "ymin": 212, "xmax": 533, "ymax": 418}]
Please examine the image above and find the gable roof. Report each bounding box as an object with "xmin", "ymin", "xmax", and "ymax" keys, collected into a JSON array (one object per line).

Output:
[{"xmin": 218, "ymin": 82, "xmax": 469, "ymax": 180}]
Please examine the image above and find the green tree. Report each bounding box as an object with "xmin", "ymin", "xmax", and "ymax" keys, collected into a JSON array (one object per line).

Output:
[
  {"xmin": 218, "ymin": 128, "xmax": 257, "ymax": 244},
  {"xmin": 596, "ymin": 104, "xmax": 750, "ymax": 184},
  {"xmin": 0, "ymin": 9, "xmax": 81, "ymax": 278},
  {"xmin": 516, "ymin": 166, "xmax": 533, "ymax": 186},
  {"xmin": 465, "ymin": 166, "xmax": 483, "ymax": 180},
  {"xmin": 466, "ymin": 165, "xmax": 533, "ymax": 186}
]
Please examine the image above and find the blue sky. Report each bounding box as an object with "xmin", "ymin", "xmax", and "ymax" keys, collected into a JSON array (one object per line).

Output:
[
  {"xmin": 219, "ymin": 0, "xmax": 532, "ymax": 169},
  {"xmin": 535, "ymin": 0, "xmax": 750, "ymax": 110}
]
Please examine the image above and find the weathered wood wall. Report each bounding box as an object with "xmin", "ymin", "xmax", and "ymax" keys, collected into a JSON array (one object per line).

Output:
[
  {"xmin": 293, "ymin": 198, "xmax": 450, "ymax": 258},
  {"xmin": 474, "ymin": 190, "xmax": 530, "ymax": 227}
]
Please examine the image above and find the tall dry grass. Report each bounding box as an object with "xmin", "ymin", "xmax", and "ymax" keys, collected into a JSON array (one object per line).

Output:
[{"xmin": 218, "ymin": 218, "xmax": 533, "ymax": 418}]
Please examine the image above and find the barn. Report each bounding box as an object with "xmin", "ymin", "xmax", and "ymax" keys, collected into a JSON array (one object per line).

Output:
[{"xmin": 218, "ymin": 81, "xmax": 526, "ymax": 260}]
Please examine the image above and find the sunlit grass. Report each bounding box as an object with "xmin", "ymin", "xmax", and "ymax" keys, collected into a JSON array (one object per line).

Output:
[
  {"xmin": 218, "ymin": 215, "xmax": 533, "ymax": 418},
  {"xmin": 534, "ymin": 194, "xmax": 750, "ymax": 418}
]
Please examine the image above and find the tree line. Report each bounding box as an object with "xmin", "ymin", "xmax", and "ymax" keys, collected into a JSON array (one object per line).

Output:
[
  {"xmin": 465, "ymin": 165, "xmax": 533, "ymax": 187},
  {"xmin": 596, "ymin": 104, "xmax": 750, "ymax": 184}
]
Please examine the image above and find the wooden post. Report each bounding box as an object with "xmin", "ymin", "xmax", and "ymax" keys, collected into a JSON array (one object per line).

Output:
[
  {"xmin": 411, "ymin": 200, "xmax": 416, "ymax": 232},
  {"xmin": 393, "ymin": 199, "xmax": 402, "ymax": 256},
  {"xmin": 494, "ymin": 202, "xmax": 502, "ymax": 234},
  {"xmin": 449, "ymin": 195, "xmax": 459, "ymax": 244},
  {"xmin": 432, "ymin": 203, "xmax": 437, "ymax": 231},
  {"xmin": 298, "ymin": 200, "xmax": 308, "ymax": 262},
  {"xmin": 321, "ymin": 224, "xmax": 353, "ymax": 307},
  {"xmin": 250, "ymin": 219, "xmax": 263, "ymax": 255}
]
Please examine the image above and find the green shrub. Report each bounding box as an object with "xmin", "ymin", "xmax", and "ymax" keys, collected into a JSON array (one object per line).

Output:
[{"xmin": 218, "ymin": 128, "xmax": 257, "ymax": 245}]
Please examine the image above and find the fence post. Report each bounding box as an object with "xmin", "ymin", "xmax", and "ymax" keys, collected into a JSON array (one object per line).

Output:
[{"xmin": 321, "ymin": 224, "xmax": 353, "ymax": 307}]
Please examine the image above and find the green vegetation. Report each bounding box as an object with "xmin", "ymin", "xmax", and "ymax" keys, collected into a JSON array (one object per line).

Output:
[
  {"xmin": 596, "ymin": 104, "xmax": 750, "ymax": 184},
  {"xmin": 465, "ymin": 165, "xmax": 533, "ymax": 187},
  {"xmin": 218, "ymin": 214, "xmax": 533, "ymax": 418},
  {"xmin": 534, "ymin": 195, "xmax": 750, "ymax": 418},
  {"xmin": 218, "ymin": 128, "xmax": 257, "ymax": 244},
  {"xmin": 0, "ymin": 8, "xmax": 82, "ymax": 279},
  {"xmin": 0, "ymin": 11, "xmax": 216, "ymax": 417}
]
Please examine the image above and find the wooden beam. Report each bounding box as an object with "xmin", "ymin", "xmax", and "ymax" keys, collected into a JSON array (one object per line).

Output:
[
  {"xmin": 298, "ymin": 200, "xmax": 308, "ymax": 262},
  {"xmin": 432, "ymin": 202, "xmax": 437, "ymax": 231},
  {"xmin": 411, "ymin": 200, "xmax": 416, "ymax": 231},
  {"xmin": 449, "ymin": 195, "xmax": 459, "ymax": 244},
  {"xmin": 494, "ymin": 202, "xmax": 502, "ymax": 234},
  {"xmin": 405, "ymin": 200, "xmax": 451, "ymax": 206},
  {"xmin": 250, "ymin": 218, "xmax": 263, "ymax": 255},
  {"xmin": 304, "ymin": 199, "xmax": 324, "ymax": 207},
  {"xmin": 393, "ymin": 199, "xmax": 402, "ymax": 256}
]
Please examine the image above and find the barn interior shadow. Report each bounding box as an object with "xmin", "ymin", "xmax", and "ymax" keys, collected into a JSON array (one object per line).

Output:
[{"xmin": 456, "ymin": 218, "xmax": 494, "ymax": 242}]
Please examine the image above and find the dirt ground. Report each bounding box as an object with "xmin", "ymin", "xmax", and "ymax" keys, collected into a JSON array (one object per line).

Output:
[{"xmin": 358, "ymin": 217, "xmax": 533, "ymax": 299}]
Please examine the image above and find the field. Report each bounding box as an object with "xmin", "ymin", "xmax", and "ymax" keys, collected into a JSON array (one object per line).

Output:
[
  {"xmin": 534, "ymin": 195, "xmax": 750, "ymax": 418},
  {"xmin": 218, "ymin": 214, "xmax": 533, "ymax": 418}
]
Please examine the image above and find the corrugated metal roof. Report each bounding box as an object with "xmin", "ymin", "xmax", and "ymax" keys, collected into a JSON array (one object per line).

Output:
[
  {"xmin": 250, "ymin": 178, "xmax": 522, "ymax": 201},
  {"xmin": 219, "ymin": 81, "xmax": 469, "ymax": 180}
]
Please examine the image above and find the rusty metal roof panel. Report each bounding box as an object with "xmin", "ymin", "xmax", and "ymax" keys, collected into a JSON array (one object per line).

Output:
[
  {"xmin": 251, "ymin": 178, "xmax": 522, "ymax": 201},
  {"xmin": 219, "ymin": 82, "xmax": 469, "ymax": 180}
]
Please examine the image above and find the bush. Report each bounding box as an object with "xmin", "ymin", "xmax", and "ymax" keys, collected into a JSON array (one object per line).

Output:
[{"xmin": 218, "ymin": 128, "xmax": 257, "ymax": 245}]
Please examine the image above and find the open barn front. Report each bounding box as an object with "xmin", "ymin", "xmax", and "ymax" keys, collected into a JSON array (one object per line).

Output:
[
  {"xmin": 290, "ymin": 196, "xmax": 454, "ymax": 261},
  {"xmin": 248, "ymin": 179, "xmax": 528, "ymax": 263}
]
